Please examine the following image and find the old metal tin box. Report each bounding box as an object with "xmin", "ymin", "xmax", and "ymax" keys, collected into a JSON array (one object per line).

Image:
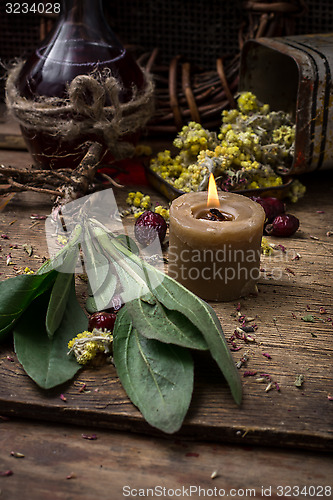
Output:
[{"xmin": 239, "ymin": 34, "xmax": 333, "ymax": 174}]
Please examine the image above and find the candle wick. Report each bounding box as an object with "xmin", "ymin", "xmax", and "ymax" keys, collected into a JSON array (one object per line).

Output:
[{"xmin": 209, "ymin": 208, "xmax": 226, "ymax": 221}]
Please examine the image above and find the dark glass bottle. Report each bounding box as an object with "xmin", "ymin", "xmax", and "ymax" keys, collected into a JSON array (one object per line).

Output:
[{"xmin": 17, "ymin": 0, "xmax": 145, "ymax": 169}]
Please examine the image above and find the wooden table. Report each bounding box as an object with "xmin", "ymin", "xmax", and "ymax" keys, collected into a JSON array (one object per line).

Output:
[{"xmin": 0, "ymin": 118, "xmax": 332, "ymax": 499}]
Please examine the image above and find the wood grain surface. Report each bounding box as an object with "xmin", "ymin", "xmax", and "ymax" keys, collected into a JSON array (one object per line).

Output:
[
  {"xmin": 0, "ymin": 148, "xmax": 332, "ymax": 453},
  {"xmin": 0, "ymin": 418, "xmax": 332, "ymax": 500}
]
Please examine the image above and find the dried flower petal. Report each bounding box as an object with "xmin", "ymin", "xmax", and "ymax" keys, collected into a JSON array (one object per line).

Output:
[
  {"xmin": 274, "ymin": 244, "xmax": 286, "ymax": 253},
  {"xmin": 243, "ymin": 370, "xmax": 257, "ymax": 377},
  {"xmin": 0, "ymin": 470, "xmax": 13, "ymax": 476},
  {"xmin": 81, "ymin": 434, "xmax": 97, "ymax": 440},
  {"xmin": 30, "ymin": 214, "xmax": 47, "ymax": 220},
  {"xmin": 262, "ymin": 352, "xmax": 272, "ymax": 359}
]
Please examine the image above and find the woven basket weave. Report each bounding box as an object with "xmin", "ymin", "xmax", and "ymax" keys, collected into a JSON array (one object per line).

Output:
[{"xmin": 1, "ymin": 0, "xmax": 331, "ymax": 133}]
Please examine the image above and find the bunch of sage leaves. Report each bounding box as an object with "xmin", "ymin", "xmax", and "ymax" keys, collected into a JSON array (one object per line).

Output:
[{"xmin": 0, "ymin": 201, "xmax": 242, "ymax": 434}]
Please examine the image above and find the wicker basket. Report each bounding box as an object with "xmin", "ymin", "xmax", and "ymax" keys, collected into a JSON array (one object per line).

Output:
[{"xmin": 1, "ymin": 0, "xmax": 332, "ymax": 133}]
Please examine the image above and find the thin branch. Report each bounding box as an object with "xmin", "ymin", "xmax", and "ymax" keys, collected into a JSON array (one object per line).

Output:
[{"xmin": 6, "ymin": 177, "xmax": 63, "ymax": 197}]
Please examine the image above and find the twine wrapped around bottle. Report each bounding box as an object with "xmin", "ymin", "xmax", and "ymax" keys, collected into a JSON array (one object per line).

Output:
[{"xmin": 5, "ymin": 61, "xmax": 155, "ymax": 160}]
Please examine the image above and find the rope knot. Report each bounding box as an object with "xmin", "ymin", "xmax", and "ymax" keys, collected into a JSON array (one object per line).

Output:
[
  {"xmin": 68, "ymin": 75, "xmax": 106, "ymax": 119},
  {"xmin": 5, "ymin": 61, "xmax": 155, "ymax": 160}
]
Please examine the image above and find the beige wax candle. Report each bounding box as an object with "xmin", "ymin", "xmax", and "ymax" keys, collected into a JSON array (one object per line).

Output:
[{"xmin": 168, "ymin": 191, "xmax": 265, "ymax": 301}]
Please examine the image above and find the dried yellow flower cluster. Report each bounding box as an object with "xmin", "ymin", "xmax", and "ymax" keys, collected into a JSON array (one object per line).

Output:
[
  {"xmin": 150, "ymin": 92, "xmax": 305, "ymax": 202},
  {"xmin": 125, "ymin": 191, "xmax": 170, "ymax": 221},
  {"xmin": 68, "ymin": 329, "xmax": 112, "ymax": 365}
]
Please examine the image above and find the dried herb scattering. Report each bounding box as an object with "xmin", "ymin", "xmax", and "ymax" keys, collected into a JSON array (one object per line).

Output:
[
  {"xmin": 10, "ymin": 451, "xmax": 24, "ymax": 458},
  {"xmin": 0, "ymin": 470, "xmax": 13, "ymax": 476},
  {"xmin": 295, "ymin": 374, "xmax": 304, "ymax": 387},
  {"xmin": 301, "ymin": 314, "xmax": 315, "ymax": 323},
  {"xmin": 82, "ymin": 434, "xmax": 97, "ymax": 440}
]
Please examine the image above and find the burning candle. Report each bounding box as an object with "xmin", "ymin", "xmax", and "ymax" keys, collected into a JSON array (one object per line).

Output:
[{"xmin": 168, "ymin": 175, "xmax": 265, "ymax": 301}]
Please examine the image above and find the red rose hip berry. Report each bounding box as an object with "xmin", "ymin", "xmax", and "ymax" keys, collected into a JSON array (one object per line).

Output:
[
  {"xmin": 265, "ymin": 213, "xmax": 300, "ymax": 237},
  {"xmin": 251, "ymin": 196, "xmax": 285, "ymax": 222},
  {"xmin": 134, "ymin": 210, "xmax": 167, "ymax": 246},
  {"xmin": 88, "ymin": 311, "xmax": 117, "ymax": 332}
]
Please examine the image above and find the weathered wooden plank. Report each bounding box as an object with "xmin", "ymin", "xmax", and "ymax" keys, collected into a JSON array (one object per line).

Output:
[
  {"xmin": 0, "ymin": 152, "xmax": 332, "ymax": 451},
  {"xmin": 0, "ymin": 419, "xmax": 332, "ymax": 500}
]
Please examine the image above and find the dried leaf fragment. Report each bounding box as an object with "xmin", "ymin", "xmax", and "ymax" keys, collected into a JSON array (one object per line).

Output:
[
  {"xmin": 295, "ymin": 374, "xmax": 304, "ymax": 387},
  {"xmin": 22, "ymin": 244, "xmax": 33, "ymax": 257},
  {"xmin": 301, "ymin": 314, "xmax": 315, "ymax": 323},
  {"xmin": 10, "ymin": 451, "xmax": 25, "ymax": 458}
]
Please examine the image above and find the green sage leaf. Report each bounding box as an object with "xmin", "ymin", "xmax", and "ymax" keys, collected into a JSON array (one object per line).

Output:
[
  {"xmin": 81, "ymin": 228, "xmax": 109, "ymax": 295},
  {"xmin": 113, "ymin": 307, "xmax": 194, "ymax": 434},
  {"xmin": 13, "ymin": 276, "xmax": 87, "ymax": 389},
  {"xmin": 45, "ymin": 244, "xmax": 81, "ymax": 338},
  {"xmin": 81, "ymin": 230, "xmax": 117, "ymax": 311},
  {"xmin": 85, "ymin": 294, "xmax": 98, "ymax": 314},
  {"xmin": 115, "ymin": 234, "xmax": 139, "ymax": 255},
  {"xmin": 90, "ymin": 223, "xmax": 150, "ymax": 302},
  {"xmin": 88, "ymin": 223, "xmax": 242, "ymax": 405},
  {"xmin": 125, "ymin": 298, "xmax": 208, "ymax": 350},
  {"xmin": 0, "ymin": 271, "xmax": 57, "ymax": 340},
  {"xmin": 45, "ymin": 272, "xmax": 75, "ymax": 339},
  {"xmin": 109, "ymin": 239, "xmax": 242, "ymax": 405},
  {"xmin": 150, "ymin": 271, "xmax": 242, "ymax": 406},
  {"xmin": 37, "ymin": 224, "xmax": 83, "ymax": 275}
]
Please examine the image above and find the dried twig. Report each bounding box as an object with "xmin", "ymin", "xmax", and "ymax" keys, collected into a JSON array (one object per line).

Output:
[
  {"xmin": 0, "ymin": 142, "xmax": 106, "ymax": 208},
  {"xmin": 53, "ymin": 141, "xmax": 104, "ymax": 207}
]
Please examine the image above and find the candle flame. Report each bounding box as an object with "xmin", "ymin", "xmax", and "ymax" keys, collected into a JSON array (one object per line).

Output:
[{"xmin": 207, "ymin": 173, "xmax": 220, "ymax": 208}]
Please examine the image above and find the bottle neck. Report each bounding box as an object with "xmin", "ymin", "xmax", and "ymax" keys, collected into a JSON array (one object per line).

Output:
[{"xmin": 61, "ymin": 0, "xmax": 106, "ymax": 32}]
